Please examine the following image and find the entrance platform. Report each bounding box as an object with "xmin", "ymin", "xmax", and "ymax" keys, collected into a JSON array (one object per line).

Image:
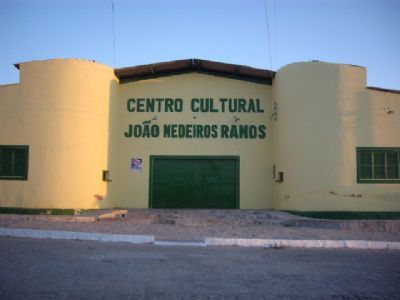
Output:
[{"xmin": 0, "ymin": 209, "xmax": 399, "ymax": 245}]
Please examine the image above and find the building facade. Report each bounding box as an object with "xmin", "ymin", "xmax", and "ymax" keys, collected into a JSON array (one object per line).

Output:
[{"xmin": 0, "ymin": 58, "xmax": 399, "ymax": 211}]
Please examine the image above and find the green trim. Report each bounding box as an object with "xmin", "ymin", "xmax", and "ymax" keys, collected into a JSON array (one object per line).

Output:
[
  {"xmin": 356, "ymin": 147, "xmax": 400, "ymax": 184},
  {"xmin": 358, "ymin": 179, "xmax": 400, "ymax": 184},
  {"xmin": 0, "ymin": 207, "xmax": 75, "ymax": 215},
  {"xmin": 149, "ymin": 157, "xmax": 154, "ymax": 208},
  {"xmin": 286, "ymin": 211, "xmax": 400, "ymax": 220},
  {"xmin": 0, "ymin": 145, "xmax": 29, "ymax": 181},
  {"xmin": 149, "ymin": 155, "xmax": 240, "ymax": 209}
]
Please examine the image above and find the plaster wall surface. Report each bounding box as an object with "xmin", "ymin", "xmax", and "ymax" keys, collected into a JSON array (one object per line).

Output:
[
  {"xmin": 1, "ymin": 59, "xmax": 398, "ymax": 211},
  {"xmin": 273, "ymin": 62, "xmax": 400, "ymax": 211},
  {"xmin": 0, "ymin": 59, "xmax": 117, "ymax": 208},
  {"xmin": 113, "ymin": 73, "xmax": 272, "ymax": 208}
]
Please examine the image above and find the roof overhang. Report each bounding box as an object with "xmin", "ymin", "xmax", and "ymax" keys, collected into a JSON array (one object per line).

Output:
[
  {"xmin": 115, "ymin": 59, "xmax": 275, "ymax": 84},
  {"xmin": 367, "ymin": 86, "xmax": 400, "ymax": 94}
]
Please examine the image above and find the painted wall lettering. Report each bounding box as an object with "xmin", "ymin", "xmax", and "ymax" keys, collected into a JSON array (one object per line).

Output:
[
  {"xmin": 127, "ymin": 97, "xmax": 264, "ymax": 113},
  {"xmin": 127, "ymin": 98, "xmax": 183, "ymax": 112},
  {"xmin": 124, "ymin": 124, "xmax": 267, "ymax": 139},
  {"xmin": 125, "ymin": 97, "xmax": 267, "ymax": 139}
]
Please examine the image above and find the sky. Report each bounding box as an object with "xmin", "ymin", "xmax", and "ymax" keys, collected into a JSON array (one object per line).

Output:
[{"xmin": 0, "ymin": 0, "xmax": 399, "ymax": 89}]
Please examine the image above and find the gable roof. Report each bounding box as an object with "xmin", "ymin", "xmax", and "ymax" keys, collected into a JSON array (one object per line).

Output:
[{"xmin": 115, "ymin": 58, "xmax": 274, "ymax": 84}]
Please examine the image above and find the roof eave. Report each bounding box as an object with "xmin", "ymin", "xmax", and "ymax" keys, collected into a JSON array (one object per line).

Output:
[
  {"xmin": 115, "ymin": 58, "xmax": 274, "ymax": 84},
  {"xmin": 367, "ymin": 86, "xmax": 400, "ymax": 94}
]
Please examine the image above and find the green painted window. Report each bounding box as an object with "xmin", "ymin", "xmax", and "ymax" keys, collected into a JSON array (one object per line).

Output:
[
  {"xmin": 0, "ymin": 145, "xmax": 29, "ymax": 180},
  {"xmin": 357, "ymin": 147, "xmax": 400, "ymax": 183}
]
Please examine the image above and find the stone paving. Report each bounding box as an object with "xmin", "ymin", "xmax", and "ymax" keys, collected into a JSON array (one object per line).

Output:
[{"xmin": 0, "ymin": 209, "xmax": 399, "ymax": 242}]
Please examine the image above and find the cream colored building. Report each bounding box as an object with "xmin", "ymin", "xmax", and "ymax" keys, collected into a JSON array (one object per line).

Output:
[{"xmin": 0, "ymin": 58, "xmax": 399, "ymax": 211}]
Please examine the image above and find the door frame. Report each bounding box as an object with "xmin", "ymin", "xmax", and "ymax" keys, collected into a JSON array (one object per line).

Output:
[{"xmin": 149, "ymin": 155, "xmax": 240, "ymax": 209}]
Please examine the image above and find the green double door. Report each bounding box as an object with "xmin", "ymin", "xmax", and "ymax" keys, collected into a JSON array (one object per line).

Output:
[{"xmin": 150, "ymin": 156, "xmax": 239, "ymax": 209}]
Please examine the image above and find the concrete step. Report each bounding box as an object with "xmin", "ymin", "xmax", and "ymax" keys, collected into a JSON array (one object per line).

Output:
[
  {"xmin": 123, "ymin": 209, "xmax": 282, "ymax": 226},
  {"xmin": 120, "ymin": 209, "xmax": 400, "ymax": 233}
]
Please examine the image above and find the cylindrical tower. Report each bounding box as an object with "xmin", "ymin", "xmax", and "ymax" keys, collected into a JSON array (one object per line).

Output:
[
  {"xmin": 272, "ymin": 61, "xmax": 369, "ymax": 210},
  {"xmin": 0, "ymin": 59, "xmax": 117, "ymax": 208}
]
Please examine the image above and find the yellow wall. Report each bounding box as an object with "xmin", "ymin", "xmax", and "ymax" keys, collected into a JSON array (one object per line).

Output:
[
  {"xmin": 1, "ymin": 59, "xmax": 399, "ymax": 211},
  {"xmin": 273, "ymin": 62, "xmax": 400, "ymax": 211},
  {"xmin": 111, "ymin": 73, "xmax": 273, "ymax": 208},
  {"xmin": 0, "ymin": 59, "xmax": 118, "ymax": 208}
]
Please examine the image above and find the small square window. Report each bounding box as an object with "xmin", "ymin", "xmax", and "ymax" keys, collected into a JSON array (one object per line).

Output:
[
  {"xmin": 0, "ymin": 145, "xmax": 29, "ymax": 180},
  {"xmin": 357, "ymin": 147, "xmax": 400, "ymax": 184}
]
